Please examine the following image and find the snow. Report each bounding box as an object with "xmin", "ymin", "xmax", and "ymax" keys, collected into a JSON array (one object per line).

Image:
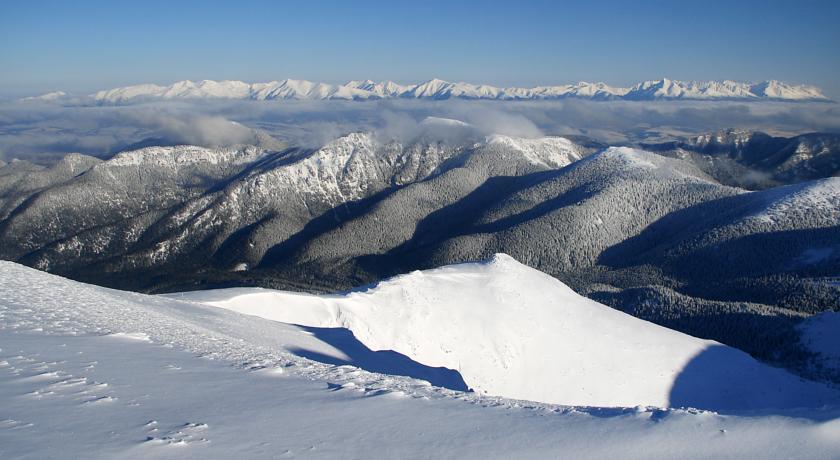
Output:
[
  {"xmin": 624, "ymin": 79, "xmax": 828, "ymax": 101},
  {"xmin": 84, "ymin": 78, "xmax": 831, "ymax": 103},
  {"xmin": 104, "ymin": 144, "xmax": 267, "ymax": 168},
  {"xmin": 177, "ymin": 254, "xmax": 837, "ymax": 410},
  {"xmin": 746, "ymin": 178, "xmax": 840, "ymax": 224},
  {"xmin": 257, "ymin": 131, "xmax": 381, "ymax": 204},
  {"xmin": 798, "ymin": 312, "xmax": 840, "ymax": 374},
  {"xmin": 1, "ymin": 258, "xmax": 839, "ymax": 458},
  {"xmin": 19, "ymin": 91, "xmax": 67, "ymax": 102},
  {"xmin": 487, "ymin": 135, "xmax": 584, "ymax": 168}
]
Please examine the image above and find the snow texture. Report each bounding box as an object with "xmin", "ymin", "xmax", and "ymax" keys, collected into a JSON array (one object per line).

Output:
[{"xmin": 1, "ymin": 258, "xmax": 839, "ymax": 458}]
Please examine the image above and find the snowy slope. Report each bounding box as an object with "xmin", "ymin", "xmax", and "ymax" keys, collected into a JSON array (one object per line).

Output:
[
  {"xmin": 2, "ymin": 259, "xmax": 840, "ymax": 458},
  {"xmin": 80, "ymin": 78, "xmax": 830, "ymax": 103},
  {"xmin": 745, "ymin": 177, "xmax": 840, "ymax": 225},
  {"xmin": 179, "ymin": 254, "xmax": 837, "ymax": 409},
  {"xmin": 799, "ymin": 311, "xmax": 840, "ymax": 377}
]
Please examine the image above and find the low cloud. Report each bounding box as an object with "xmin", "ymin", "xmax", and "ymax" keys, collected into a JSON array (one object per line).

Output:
[
  {"xmin": 121, "ymin": 110, "xmax": 256, "ymax": 146},
  {"xmin": 1, "ymin": 97, "xmax": 839, "ymax": 164}
]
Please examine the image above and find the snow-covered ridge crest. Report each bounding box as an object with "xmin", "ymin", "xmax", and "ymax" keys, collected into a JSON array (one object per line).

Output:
[
  {"xmin": 746, "ymin": 177, "xmax": 840, "ymax": 224},
  {"xmin": 182, "ymin": 253, "xmax": 839, "ymax": 409},
  {"xmin": 104, "ymin": 144, "xmax": 267, "ymax": 167},
  {"xmin": 624, "ymin": 78, "xmax": 828, "ymax": 101},
  {"xmin": 486, "ymin": 135, "xmax": 584, "ymax": 168},
  {"xmin": 70, "ymin": 78, "xmax": 832, "ymax": 104}
]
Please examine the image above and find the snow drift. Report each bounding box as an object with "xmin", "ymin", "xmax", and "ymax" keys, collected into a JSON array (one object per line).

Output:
[{"xmin": 180, "ymin": 254, "xmax": 838, "ymax": 409}]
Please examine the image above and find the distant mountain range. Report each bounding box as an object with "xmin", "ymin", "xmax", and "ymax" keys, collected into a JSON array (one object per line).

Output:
[{"xmin": 21, "ymin": 78, "xmax": 831, "ymax": 103}]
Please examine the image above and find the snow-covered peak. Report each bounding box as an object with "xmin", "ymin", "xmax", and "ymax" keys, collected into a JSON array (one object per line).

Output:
[
  {"xmin": 593, "ymin": 147, "xmax": 656, "ymax": 168},
  {"xmin": 406, "ymin": 79, "xmax": 457, "ymax": 99},
  {"xmin": 93, "ymin": 83, "xmax": 169, "ymax": 103},
  {"xmin": 750, "ymin": 80, "xmax": 827, "ymax": 100},
  {"xmin": 81, "ymin": 78, "xmax": 831, "ymax": 104},
  {"xmin": 486, "ymin": 135, "xmax": 584, "ymax": 168},
  {"xmin": 240, "ymin": 132, "xmax": 382, "ymax": 204},
  {"xmin": 691, "ymin": 129, "xmax": 755, "ymax": 148},
  {"xmin": 624, "ymin": 79, "xmax": 828, "ymax": 101},
  {"xmin": 103, "ymin": 144, "xmax": 266, "ymax": 168},
  {"xmin": 19, "ymin": 91, "xmax": 67, "ymax": 102},
  {"xmin": 184, "ymin": 253, "xmax": 838, "ymax": 409}
]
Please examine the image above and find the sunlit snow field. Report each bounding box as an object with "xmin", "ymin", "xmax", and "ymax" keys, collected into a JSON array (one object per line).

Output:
[{"xmin": 1, "ymin": 257, "xmax": 838, "ymax": 459}]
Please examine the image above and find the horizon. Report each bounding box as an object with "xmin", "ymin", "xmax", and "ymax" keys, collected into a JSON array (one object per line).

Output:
[{"xmin": 2, "ymin": 0, "xmax": 839, "ymax": 98}]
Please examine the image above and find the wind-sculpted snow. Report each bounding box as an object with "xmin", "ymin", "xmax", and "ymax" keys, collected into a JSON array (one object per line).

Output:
[
  {"xmin": 2, "ymin": 257, "xmax": 837, "ymax": 411},
  {"xmin": 0, "ymin": 260, "xmax": 464, "ymax": 400},
  {"xmin": 2, "ymin": 260, "xmax": 840, "ymax": 458},
  {"xmin": 175, "ymin": 254, "xmax": 839, "ymax": 410},
  {"xmin": 23, "ymin": 78, "xmax": 829, "ymax": 104}
]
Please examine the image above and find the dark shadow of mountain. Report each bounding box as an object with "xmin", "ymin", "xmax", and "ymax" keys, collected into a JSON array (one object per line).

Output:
[
  {"xmin": 258, "ymin": 187, "xmax": 400, "ymax": 268},
  {"xmin": 597, "ymin": 192, "xmax": 762, "ymax": 269},
  {"xmin": 287, "ymin": 325, "xmax": 470, "ymax": 392},
  {"xmin": 669, "ymin": 344, "xmax": 840, "ymax": 419},
  {"xmin": 470, "ymin": 184, "xmax": 594, "ymax": 234},
  {"xmin": 258, "ymin": 148, "xmax": 481, "ymax": 270},
  {"xmin": 604, "ymin": 224, "xmax": 839, "ymax": 287},
  {"xmin": 357, "ymin": 169, "xmax": 591, "ymax": 276},
  {"xmin": 399, "ymin": 169, "xmax": 571, "ymax": 245},
  {"xmin": 666, "ymin": 226, "xmax": 840, "ymax": 280},
  {"xmin": 599, "ymin": 183, "xmax": 840, "ymax": 281},
  {"xmin": 212, "ymin": 215, "xmax": 276, "ymax": 266}
]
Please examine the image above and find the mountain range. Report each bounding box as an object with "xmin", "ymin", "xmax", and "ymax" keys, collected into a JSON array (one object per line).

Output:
[
  {"xmin": 21, "ymin": 78, "xmax": 831, "ymax": 103},
  {"xmin": 0, "ymin": 124, "xmax": 838, "ymax": 382}
]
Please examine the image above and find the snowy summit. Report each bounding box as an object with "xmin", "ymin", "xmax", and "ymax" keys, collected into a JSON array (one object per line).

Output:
[{"xmin": 21, "ymin": 78, "xmax": 830, "ymax": 104}]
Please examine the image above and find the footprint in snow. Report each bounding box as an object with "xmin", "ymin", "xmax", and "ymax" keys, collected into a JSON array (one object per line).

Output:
[
  {"xmin": 143, "ymin": 422, "xmax": 210, "ymax": 446},
  {"xmin": 82, "ymin": 395, "xmax": 117, "ymax": 405}
]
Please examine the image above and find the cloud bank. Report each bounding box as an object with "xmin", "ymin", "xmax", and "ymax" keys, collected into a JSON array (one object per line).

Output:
[{"xmin": 1, "ymin": 98, "xmax": 839, "ymax": 164}]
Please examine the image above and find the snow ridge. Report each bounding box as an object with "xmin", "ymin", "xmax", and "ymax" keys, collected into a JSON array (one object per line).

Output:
[{"xmin": 181, "ymin": 253, "xmax": 840, "ymax": 409}]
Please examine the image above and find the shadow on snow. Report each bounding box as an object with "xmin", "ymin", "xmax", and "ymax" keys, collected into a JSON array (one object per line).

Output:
[{"xmin": 287, "ymin": 325, "xmax": 471, "ymax": 392}]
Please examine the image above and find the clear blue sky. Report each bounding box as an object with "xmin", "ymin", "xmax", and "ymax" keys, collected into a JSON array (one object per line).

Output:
[{"xmin": 2, "ymin": 0, "xmax": 839, "ymax": 97}]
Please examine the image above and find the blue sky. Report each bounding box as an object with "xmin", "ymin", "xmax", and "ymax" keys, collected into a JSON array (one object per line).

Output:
[{"xmin": 2, "ymin": 0, "xmax": 839, "ymax": 97}]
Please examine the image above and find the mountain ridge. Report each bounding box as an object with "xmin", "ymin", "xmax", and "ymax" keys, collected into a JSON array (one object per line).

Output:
[{"xmin": 20, "ymin": 78, "xmax": 832, "ymax": 103}]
